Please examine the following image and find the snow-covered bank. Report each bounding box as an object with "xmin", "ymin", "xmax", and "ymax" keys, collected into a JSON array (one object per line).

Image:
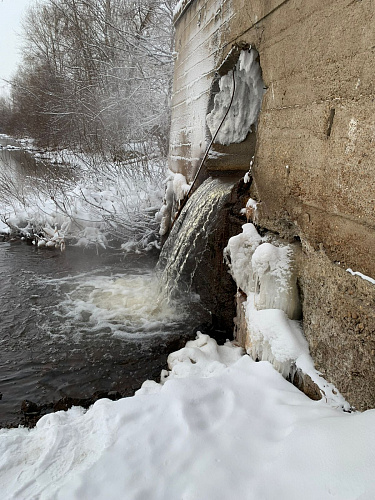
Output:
[
  {"xmin": 1, "ymin": 333, "xmax": 375, "ymax": 500},
  {"xmin": 0, "ymin": 143, "xmax": 166, "ymax": 251}
]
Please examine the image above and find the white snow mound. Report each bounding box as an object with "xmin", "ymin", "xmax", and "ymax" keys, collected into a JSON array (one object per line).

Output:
[{"xmin": 1, "ymin": 335, "xmax": 375, "ymax": 499}]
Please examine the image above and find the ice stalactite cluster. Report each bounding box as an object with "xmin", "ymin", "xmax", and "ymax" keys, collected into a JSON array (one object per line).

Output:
[
  {"xmin": 206, "ymin": 49, "xmax": 265, "ymax": 146},
  {"xmin": 224, "ymin": 223, "xmax": 350, "ymax": 409}
]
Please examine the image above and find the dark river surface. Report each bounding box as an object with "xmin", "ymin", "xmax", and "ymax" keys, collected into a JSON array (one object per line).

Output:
[
  {"xmin": 0, "ymin": 136, "xmax": 74, "ymax": 190},
  {"xmin": 0, "ymin": 137, "xmax": 195, "ymax": 427}
]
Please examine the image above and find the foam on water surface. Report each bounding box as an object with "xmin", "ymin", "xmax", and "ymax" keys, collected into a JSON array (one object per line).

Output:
[
  {"xmin": 47, "ymin": 270, "xmax": 183, "ymax": 340},
  {"xmin": 0, "ymin": 245, "xmax": 193, "ymax": 427}
]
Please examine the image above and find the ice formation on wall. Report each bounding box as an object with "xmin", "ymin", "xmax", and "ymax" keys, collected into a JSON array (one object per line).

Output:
[
  {"xmin": 225, "ymin": 223, "xmax": 349, "ymax": 409},
  {"xmin": 224, "ymin": 223, "xmax": 261, "ymax": 295},
  {"xmin": 157, "ymin": 172, "xmax": 191, "ymax": 236},
  {"xmin": 252, "ymin": 243, "xmax": 301, "ymax": 320},
  {"xmin": 173, "ymin": 0, "xmax": 195, "ymax": 20},
  {"xmin": 224, "ymin": 223, "xmax": 300, "ymax": 320},
  {"xmin": 206, "ymin": 49, "xmax": 265, "ymax": 145},
  {"xmin": 240, "ymin": 197, "xmax": 258, "ymax": 222},
  {"xmin": 347, "ymin": 268, "xmax": 375, "ymax": 285}
]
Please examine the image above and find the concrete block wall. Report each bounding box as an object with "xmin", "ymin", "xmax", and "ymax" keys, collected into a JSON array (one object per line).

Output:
[
  {"xmin": 171, "ymin": 0, "xmax": 375, "ymax": 409},
  {"xmin": 170, "ymin": 0, "xmax": 237, "ymax": 178}
]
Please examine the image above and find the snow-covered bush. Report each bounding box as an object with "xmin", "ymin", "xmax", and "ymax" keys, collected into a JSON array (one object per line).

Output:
[{"xmin": 0, "ymin": 148, "xmax": 166, "ymax": 252}]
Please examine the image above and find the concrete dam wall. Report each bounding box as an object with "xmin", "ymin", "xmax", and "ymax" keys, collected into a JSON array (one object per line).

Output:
[{"xmin": 168, "ymin": 0, "xmax": 375, "ymax": 410}]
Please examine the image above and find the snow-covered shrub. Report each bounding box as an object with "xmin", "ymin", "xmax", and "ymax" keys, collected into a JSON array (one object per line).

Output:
[{"xmin": 0, "ymin": 148, "xmax": 166, "ymax": 252}]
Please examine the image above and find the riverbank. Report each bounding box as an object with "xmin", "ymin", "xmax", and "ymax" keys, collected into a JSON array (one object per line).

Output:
[{"xmin": 0, "ymin": 134, "xmax": 165, "ymax": 253}]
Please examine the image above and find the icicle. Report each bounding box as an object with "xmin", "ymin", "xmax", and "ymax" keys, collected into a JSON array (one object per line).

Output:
[{"xmin": 252, "ymin": 243, "xmax": 301, "ymax": 320}]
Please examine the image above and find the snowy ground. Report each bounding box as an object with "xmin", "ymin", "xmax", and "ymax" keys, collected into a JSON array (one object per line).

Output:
[{"xmin": 0, "ymin": 333, "xmax": 374, "ymax": 499}]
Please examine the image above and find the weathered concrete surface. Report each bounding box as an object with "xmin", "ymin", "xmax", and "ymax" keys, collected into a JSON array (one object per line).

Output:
[
  {"xmin": 170, "ymin": 0, "xmax": 234, "ymax": 177},
  {"xmin": 300, "ymin": 247, "xmax": 375, "ymax": 411},
  {"xmin": 205, "ymin": 134, "xmax": 257, "ymax": 172},
  {"xmin": 171, "ymin": 0, "xmax": 375, "ymax": 408}
]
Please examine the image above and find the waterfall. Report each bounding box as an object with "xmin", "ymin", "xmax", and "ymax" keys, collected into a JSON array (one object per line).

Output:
[{"xmin": 157, "ymin": 177, "xmax": 241, "ymax": 334}]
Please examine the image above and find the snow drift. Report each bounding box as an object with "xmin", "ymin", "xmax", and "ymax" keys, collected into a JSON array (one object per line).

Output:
[{"xmin": 1, "ymin": 333, "xmax": 375, "ymax": 499}]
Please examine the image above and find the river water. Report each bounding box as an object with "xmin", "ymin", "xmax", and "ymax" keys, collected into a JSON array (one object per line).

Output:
[{"xmin": 0, "ymin": 138, "xmax": 197, "ymax": 427}]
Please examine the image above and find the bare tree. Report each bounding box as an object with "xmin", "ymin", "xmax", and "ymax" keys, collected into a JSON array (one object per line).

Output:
[{"xmin": 7, "ymin": 0, "xmax": 176, "ymax": 161}]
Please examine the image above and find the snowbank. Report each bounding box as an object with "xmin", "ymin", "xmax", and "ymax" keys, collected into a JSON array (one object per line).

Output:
[
  {"xmin": 1, "ymin": 333, "xmax": 375, "ymax": 499},
  {"xmin": 137, "ymin": 333, "xmax": 244, "ymax": 392}
]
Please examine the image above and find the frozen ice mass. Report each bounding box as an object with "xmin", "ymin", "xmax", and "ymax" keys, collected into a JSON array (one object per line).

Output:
[
  {"xmin": 225, "ymin": 223, "xmax": 350, "ymax": 410},
  {"xmin": 206, "ymin": 49, "xmax": 265, "ymax": 146}
]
